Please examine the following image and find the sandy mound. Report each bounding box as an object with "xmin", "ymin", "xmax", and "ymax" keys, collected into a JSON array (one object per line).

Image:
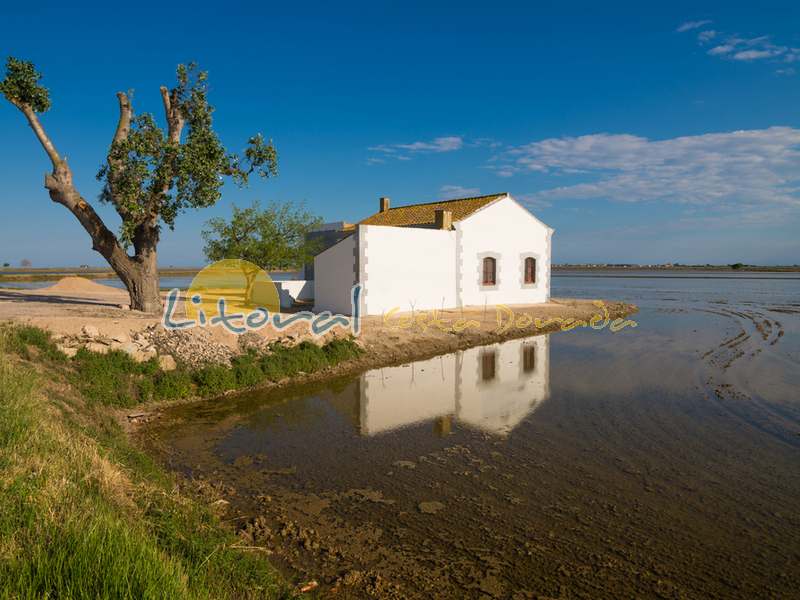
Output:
[{"xmin": 43, "ymin": 276, "xmax": 127, "ymax": 296}]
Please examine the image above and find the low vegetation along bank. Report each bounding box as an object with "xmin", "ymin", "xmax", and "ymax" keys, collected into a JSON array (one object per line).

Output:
[
  {"xmin": 8, "ymin": 325, "xmax": 362, "ymax": 408},
  {"xmin": 0, "ymin": 324, "xmax": 362, "ymax": 598}
]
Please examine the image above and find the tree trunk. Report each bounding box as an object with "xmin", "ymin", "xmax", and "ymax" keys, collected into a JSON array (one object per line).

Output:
[
  {"xmin": 125, "ymin": 221, "xmax": 162, "ymax": 313},
  {"xmin": 122, "ymin": 262, "xmax": 161, "ymax": 313}
]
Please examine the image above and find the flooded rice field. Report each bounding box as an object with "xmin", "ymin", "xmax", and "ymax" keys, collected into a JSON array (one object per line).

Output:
[{"xmin": 142, "ymin": 273, "xmax": 800, "ymax": 598}]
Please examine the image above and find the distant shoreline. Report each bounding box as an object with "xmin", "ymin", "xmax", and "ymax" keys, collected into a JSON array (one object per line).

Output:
[
  {"xmin": 553, "ymin": 265, "xmax": 800, "ymax": 273},
  {"xmin": 0, "ymin": 267, "xmax": 294, "ymax": 283},
  {"xmin": 1, "ymin": 264, "xmax": 798, "ymax": 284}
]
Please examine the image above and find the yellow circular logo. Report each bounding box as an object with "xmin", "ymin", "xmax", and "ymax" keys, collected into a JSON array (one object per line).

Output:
[{"xmin": 185, "ymin": 259, "xmax": 280, "ymax": 322}]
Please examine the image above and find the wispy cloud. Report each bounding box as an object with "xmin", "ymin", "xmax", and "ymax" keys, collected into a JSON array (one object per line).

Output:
[
  {"xmin": 676, "ymin": 20, "xmax": 712, "ymax": 33},
  {"xmin": 511, "ymin": 192, "xmax": 552, "ymax": 211},
  {"xmin": 732, "ymin": 48, "xmax": 782, "ymax": 61},
  {"xmin": 697, "ymin": 30, "xmax": 717, "ymax": 43},
  {"xmin": 678, "ymin": 21, "xmax": 800, "ymax": 72},
  {"xmin": 491, "ymin": 127, "xmax": 800, "ymax": 213},
  {"xmin": 368, "ymin": 136, "xmax": 464, "ymax": 162},
  {"xmin": 439, "ymin": 185, "xmax": 480, "ymax": 199}
]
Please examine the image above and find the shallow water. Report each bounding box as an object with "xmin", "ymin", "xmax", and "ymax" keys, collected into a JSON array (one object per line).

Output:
[{"xmin": 144, "ymin": 273, "xmax": 800, "ymax": 598}]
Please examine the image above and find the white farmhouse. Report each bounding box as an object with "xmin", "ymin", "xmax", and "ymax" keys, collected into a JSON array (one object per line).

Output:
[{"xmin": 313, "ymin": 193, "xmax": 553, "ymax": 316}]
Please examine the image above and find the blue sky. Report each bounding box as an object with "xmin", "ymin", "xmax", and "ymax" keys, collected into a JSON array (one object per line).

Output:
[{"xmin": 1, "ymin": 1, "xmax": 798, "ymax": 266}]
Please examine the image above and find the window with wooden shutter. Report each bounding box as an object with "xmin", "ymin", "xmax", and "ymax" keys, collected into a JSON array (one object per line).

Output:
[
  {"xmin": 524, "ymin": 257, "xmax": 536, "ymax": 284},
  {"xmin": 482, "ymin": 257, "xmax": 496, "ymax": 285},
  {"xmin": 522, "ymin": 344, "xmax": 536, "ymax": 373},
  {"xmin": 481, "ymin": 350, "xmax": 496, "ymax": 381}
]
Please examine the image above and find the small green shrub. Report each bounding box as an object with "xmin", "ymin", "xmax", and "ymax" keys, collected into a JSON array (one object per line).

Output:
[
  {"xmin": 193, "ymin": 365, "xmax": 237, "ymax": 396},
  {"xmin": 153, "ymin": 370, "xmax": 194, "ymax": 401},
  {"xmin": 257, "ymin": 338, "xmax": 362, "ymax": 381},
  {"xmin": 138, "ymin": 357, "xmax": 161, "ymax": 377},
  {"xmin": 72, "ymin": 349, "xmax": 158, "ymax": 407},
  {"xmin": 136, "ymin": 377, "xmax": 155, "ymax": 402},
  {"xmin": 231, "ymin": 353, "xmax": 265, "ymax": 388},
  {"xmin": 323, "ymin": 337, "xmax": 363, "ymax": 362}
]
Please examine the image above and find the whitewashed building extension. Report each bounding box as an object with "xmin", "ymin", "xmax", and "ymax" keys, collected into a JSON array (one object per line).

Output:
[{"xmin": 313, "ymin": 193, "xmax": 553, "ymax": 316}]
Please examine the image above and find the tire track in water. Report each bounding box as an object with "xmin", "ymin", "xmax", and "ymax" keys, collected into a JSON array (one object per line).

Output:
[{"xmin": 693, "ymin": 303, "xmax": 799, "ymax": 447}]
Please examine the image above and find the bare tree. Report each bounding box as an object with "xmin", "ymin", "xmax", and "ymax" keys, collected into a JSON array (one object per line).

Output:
[{"xmin": 0, "ymin": 58, "xmax": 277, "ymax": 312}]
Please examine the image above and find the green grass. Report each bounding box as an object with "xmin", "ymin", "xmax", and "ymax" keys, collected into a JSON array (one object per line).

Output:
[
  {"xmin": 0, "ymin": 325, "xmax": 364, "ymax": 597},
  {"xmin": 0, "ymin": 324, "xmax": 363, "ymax": 408},
  {"xmin": 153, "ymin": 370, "xmax": 194, "ymax": 400},
  {"xmin": 2, "ymin": 324, "xmax": 66, "ymax": 362},
  {"xmin": 72, "ymin": 347, "xmax": 160, "ymax": 407},
  {"xmin": 0, "ymin": 329, "xmax": 296, "ymax": 599}
]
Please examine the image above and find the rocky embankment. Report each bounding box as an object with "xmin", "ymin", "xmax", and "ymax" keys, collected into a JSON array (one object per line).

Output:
[{"xmin": 53, "ymin": 324, "xmax": 320, "ymax": 371}]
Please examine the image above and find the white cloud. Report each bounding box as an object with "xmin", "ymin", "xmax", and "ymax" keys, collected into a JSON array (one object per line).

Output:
[
  {"xmin": 511, "ymin": 192, "xmax": 552, "ymax": 211},
  {"xmin": 708, "ymin": 44, "xmax": 734, "ymax": 55},
  {"xmin": 682, "ymin": 23, "xmax": 792, "ymax": 68},
  {"xmin": 439, "ymin": 185, "xmax": 480, "ymax": 199},
  {"xmin": 697, "ymin": 30, "xmax": 717, "ymax": 42},
  {"xmin": 677, "ymin": 20, "xmax": 712, "ymax": 33},
  {"xmin": 368, "ymin": 136, "xmax": 464, "ymax": 161},
  {"xmin": 732, "ymin": 48, "xmax": 783, "ymax": 61},
  {"xmin": 493, "ymin": 127, "xmax": 800, "ymax": 211}
]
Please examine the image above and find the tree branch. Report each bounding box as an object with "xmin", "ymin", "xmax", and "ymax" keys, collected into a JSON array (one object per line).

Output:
[
  {"xmin": 106, "ymin": 92, "xmax": 133, "ymax": 221},
  {"xmin": 10, "ymin": 99, "xmax": 134, "ymax": 275},
  {"xmin": 18, "ymin": 103, "xmax": 62, "ymax": 169},
  {"xmin": 142, "ymin": 85, "xmax": 186, "ymax": 223},
  {"xmin": 159, "ymin": 85, "xmax": 184, "ymax": 143},
  {"xmin": 113, "ymin": 91, "xmax": 131, "ymax": 145}
]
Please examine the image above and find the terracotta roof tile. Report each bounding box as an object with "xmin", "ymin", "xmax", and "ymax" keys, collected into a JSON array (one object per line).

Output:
[{"xmin": 359, "ymin": 193, "xmax": 506, "ymax": 228}]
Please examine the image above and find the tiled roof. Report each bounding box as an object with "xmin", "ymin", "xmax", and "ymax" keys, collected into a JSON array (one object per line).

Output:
[{"xmin": 359, "ymin": 193, "xmax": 506, "ymax": 228}]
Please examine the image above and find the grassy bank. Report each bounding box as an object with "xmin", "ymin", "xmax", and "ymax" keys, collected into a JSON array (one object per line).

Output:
[
  {"xmin": 0, "ymin": 325, "xmax": 363, "ymax": 598},
  {"xmin": 6, "ymin": 324, "xmax": 362, "ymax": 409}
]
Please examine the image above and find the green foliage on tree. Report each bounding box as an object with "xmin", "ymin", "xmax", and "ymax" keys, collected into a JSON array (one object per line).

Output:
[
  {"xmin": 202, "ymin": 201, "xmax": 322, "ymax": 271},
  {"xmin": 730, "ymin": 262, "xmax": 745, "ymax": 270},
  {"xmin": 94, "ymin": 63, "xmax": 277, "ymax": 246},
  {"xmin": 0, "ymin": 58, "xmax": 51, "ymax": 112}
]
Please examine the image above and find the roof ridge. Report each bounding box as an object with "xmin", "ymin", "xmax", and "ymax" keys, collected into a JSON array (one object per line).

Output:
[{"xmin": 385, "ymin": 192, "xmax": 507, "ymax": 211}]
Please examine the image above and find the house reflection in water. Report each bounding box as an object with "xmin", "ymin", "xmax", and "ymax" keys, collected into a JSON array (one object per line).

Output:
[{"xmin": 352, "ymin": 336, "xmax": 550, "ymax": 437}]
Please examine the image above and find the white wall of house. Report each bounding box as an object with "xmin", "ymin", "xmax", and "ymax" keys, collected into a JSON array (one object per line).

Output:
[
  {"xmin": 457, "ymin": 196, "xmax": 552, "ymax": 307},
  {"xmin": 274, "ymin": 280, "xmax": 314, "ymax": 308},
  {"xmin": 361, "ymin": 225, "xmax": 457, "ymax": 316},
  {"xmin": 313, "ymin": 233, "xmax": 356, "ymax": 314}
]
